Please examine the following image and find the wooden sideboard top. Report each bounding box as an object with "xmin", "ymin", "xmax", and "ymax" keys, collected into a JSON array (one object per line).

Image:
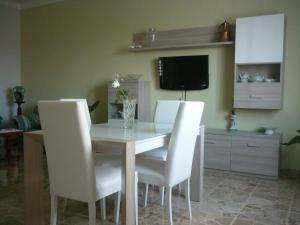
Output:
[{"xmin": 206, "ymin": 128, "xmax": 281, "ymax": 139}]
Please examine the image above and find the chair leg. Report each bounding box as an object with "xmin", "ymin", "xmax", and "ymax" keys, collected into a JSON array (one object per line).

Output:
[
  {"xmin": 144, "ymin": 183, "xmax": 149, "ymax": 207},
  {"xmin": 159, "ymin": 186, "xmax": 165, "ymax": 206},
  {"xmin": 114, "ymin": 192, "xmax": 121, "ymax": 224},
  {"xmin": 167, "ymin": 187, "xmax": 173, "ymax": 225},
  {"xmin": 135, "ymin": 173, "xmax": 138, "ymax": 225},
  {"xmin": 185, "ymin": 179, "xmax": 192, "ymax": 220},
  {"xmin": 50, "ymin": 194, "xmax": 58, "ymax": 225},
  {"xmin": 178, "ymin": 183, "xmax": 182, "ymax": 193},
  {"xmin": 100, "ymin": 198, "xmax": 106, "ymax": 220},
  {"xmin": 88, "ymin": 202, "xmax": 96, "ymax": 225}
]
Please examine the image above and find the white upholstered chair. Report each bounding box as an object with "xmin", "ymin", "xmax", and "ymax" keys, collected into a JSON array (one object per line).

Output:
[
  {"xmin": 59, "ymin": 99, "xmax": 92, "ymax": 128},
  {"xmin": 138, "ymin": 100, "xmax": 182, "ymax": 162},
  {"xmin": 136, "ymin": 101, "xmax": 204, "ymax": 225},
  {"xmin": 138, "ymin": 100, "xmax": 181, "ymax": 206},
  {"xmin": 38, "ymin": 101, "xmax": 137, "ymax": 225}
]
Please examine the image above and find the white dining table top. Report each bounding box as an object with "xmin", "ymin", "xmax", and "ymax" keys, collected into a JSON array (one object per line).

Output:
[{"xmin": 90, "ymin": 121, "xmax": 173, "ymax": 143}]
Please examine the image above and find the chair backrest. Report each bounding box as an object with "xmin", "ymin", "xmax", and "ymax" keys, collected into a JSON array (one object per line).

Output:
[
  {"xmin": 59, "ymin": 99, "xmax": 91, "ymax": 128},
  {"xmin": 154, "ymin": 100, "xmax": 182, "ymax": 124},
  {"xmin": 38, "ymin": 101, "xmax": 96, "ymax": 202},
  {"xmin": 165, "ymin": 101, "xmax": 204, "ymax": 187}
]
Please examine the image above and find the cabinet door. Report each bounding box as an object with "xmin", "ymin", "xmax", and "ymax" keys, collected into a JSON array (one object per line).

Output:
[
  {"xmin": 235, "ymin": 14, "xmax": 284, "ymax": 64},
  {"xmin": 231, "ymin": 136, "xmax": 279, "ymax": 176},
  {"xmin": 204, "ymin": 134, "xmax": 231, "ymax": 170}
]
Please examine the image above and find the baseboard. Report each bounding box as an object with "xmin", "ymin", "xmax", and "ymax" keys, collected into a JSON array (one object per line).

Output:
[{"xmin": 280, "ymin": 168, "xmax": 300, "ymax": 178}]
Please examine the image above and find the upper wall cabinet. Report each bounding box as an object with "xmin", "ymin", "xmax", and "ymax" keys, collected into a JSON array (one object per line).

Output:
[
  {"xmin": 234, "ymin": 14, "xmax": 285, "ymax": 110},
  {"xmin": 235, "ymin": 14, "xmax": 284, "ymax": 64}
]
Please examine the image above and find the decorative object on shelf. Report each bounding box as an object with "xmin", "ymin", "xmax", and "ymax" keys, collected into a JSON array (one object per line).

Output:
[
  {"xmin": 124, "ymin": 74, "xmax": 143, "ymax": 80},
  {"xmin": 282, "ymin": 130, "xmax": 300, "ymax": 146},
  {"xmin": 238, "ymin": 72, "xmax": 249, "ymax": 83},
  {"xmin": 262, "ymin": 126, "xmax": 277, "ymax": 135},
  {"xmin": 112, "ymin": 73, "xmax": 136, "ymax": 128},
  {"xmin": 219, "ymin": 20, "xmax": 231, "ymax": 42},
  {"xmin": 147, "ymin": 27, "xmax": 156, "ymax": 46},
  {"xmin": 228, "ymin": 110, "xmax": 237, "ymax": 132},
  {"xmin": 248, "ymin": 73, "xmax": 265, "ymax": 82},
  {"xmin": 13, "ymin": 86, "xmax": 25, "ymax": 115}
]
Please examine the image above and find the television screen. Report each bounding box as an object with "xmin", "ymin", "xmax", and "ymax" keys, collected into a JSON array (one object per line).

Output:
[{"xmin": 159, "ymin": 55, "xmax": 209, "ymax": 90}]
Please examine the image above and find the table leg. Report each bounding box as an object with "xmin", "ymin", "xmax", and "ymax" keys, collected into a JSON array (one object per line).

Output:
[
  {"xmin": 121, "ymin": 141, "xmax": 136, "ymax": 225},
  {"xmin": 5, "ymin": 135, "xmax": 10, "ymax": 161},
  {"xmin": 24, "ymin": 134, "xmax": 45, "ymax": 225},
  {"xmin": 190, "ymin": 126, "xmax": 205, "ymax": 202}
]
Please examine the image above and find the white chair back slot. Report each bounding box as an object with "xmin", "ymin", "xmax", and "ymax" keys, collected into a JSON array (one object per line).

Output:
[
  {"xmin": 154, "ymin": 100, "xmax": 182, "ymax": 124},
  {"xmin": 38, "ymin": 101, "xmax": 96, "ymax": 202},
  {"xmin": 165, "ymin": 101, "xmax": 204, "ymax": 186},
  {"xmin": 59, "ymin": 99, "xmax": 92, "ymax": 128}
]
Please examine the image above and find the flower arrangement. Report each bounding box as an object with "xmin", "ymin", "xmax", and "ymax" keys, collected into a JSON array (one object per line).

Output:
[{"xmin": 112, "ymin": 73, "xmax": 129, "ymax": 102}]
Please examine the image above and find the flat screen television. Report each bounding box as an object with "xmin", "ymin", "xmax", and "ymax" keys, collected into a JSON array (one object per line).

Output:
[{"xmin": 158, "ymin": 55, "xmax": 209, "ymax": 90}]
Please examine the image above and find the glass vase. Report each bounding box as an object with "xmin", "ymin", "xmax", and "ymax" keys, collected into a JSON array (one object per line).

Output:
[{"xmin": 122, "ymin": 99, "xmax": 136, "ymax": 129}]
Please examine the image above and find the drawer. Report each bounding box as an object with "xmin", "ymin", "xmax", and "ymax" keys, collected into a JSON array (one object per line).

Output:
[
  {"xmin": 204, "ymin": 134, "xmax": 231, "ymax": 170},
  {"xmin": 231, "ymin": 136, "xmax": 279, "ymax": 176},
  {"xmin": 234, "ymin": 83, "xmax": 282, "ymax": 109}
]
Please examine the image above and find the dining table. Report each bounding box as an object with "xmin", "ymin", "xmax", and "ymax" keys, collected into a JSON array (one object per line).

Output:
[{"xmin": 24, "ymin": 121, "xmax": 205, "ymax": 225}]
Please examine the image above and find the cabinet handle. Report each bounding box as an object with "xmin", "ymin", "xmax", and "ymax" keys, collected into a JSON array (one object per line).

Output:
[
  {"xmin": 205, "ymin": 141, "xmax": 216, "ymax": 144},
  {"xmin": 249, "ymin": 95, "xmax": 262, "ymax": 100},
  {"xmin": 247, "ymin": 143, "xmax": 260, "ymax": 148}
]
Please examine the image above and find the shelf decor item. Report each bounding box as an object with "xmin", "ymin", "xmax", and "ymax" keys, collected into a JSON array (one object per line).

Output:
[
  {"xmin": 13, "ymin": 86, "xmax": 25, "ymax": 115},
  {"xmin": 228, "ymin": 110, "xmax": 237, "ymax": 132},
  {"xmin": 112, "ymin": 73, "xmax": 136, "ymax": 128},
  {"xmin": 219, "ymin": 20, "xmax": 231, "ymax": 42}
]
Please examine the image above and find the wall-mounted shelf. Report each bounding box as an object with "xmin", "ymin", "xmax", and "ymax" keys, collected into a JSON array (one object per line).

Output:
[
  {"xmin": 130, "ymin": 25, "xmax": 235, "ymax": 52},
  {"xmin": 130, "ymin": 41, "xmax": 234, "ymax": 51}
]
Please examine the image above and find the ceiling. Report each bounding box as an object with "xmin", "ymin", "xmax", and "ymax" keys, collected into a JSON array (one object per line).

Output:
[{"xmin": 0, "ymin": 0, "xmax": 63, "ymax": 9}]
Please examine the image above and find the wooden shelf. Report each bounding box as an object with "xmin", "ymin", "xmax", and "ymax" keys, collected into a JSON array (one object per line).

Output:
[
  {"xmin": 130, "ymin": 41, "xmax": 234, "ymax": 52},
  {"xmin": 130, "ymin": 25, "xmax": 235, "ymax": 52}
]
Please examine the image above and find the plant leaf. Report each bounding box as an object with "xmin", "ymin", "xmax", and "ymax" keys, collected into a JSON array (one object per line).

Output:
[
  {"xmin": 88, "ymin": 101, "xmax": 100, "ymax": 113},
  {"xmin": 282, "ymin": 136, "xmax": 300, "ymax": 146}
]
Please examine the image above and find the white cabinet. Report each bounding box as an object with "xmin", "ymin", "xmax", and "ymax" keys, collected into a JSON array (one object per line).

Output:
[
  {"xmin": 234, "ymin": 14, "xmax": 285, "ymax": 109},
  {"xmin": 235, "ymin": 14, "xmax": 284, "ymax": 64}
]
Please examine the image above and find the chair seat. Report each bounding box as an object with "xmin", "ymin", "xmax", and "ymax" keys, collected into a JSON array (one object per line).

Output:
[
  {"xmin": 94, "ymin": 154, "xmax": 122, "ymax": 199},
  {"xmin": 137, "ymin": 147, "xmax": 168, "ymax": 161},
  {"xmin": 136, "ymin": 158, "xmax": 165, "ymax": 186}
]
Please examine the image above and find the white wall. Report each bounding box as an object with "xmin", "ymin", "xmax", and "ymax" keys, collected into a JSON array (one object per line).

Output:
[{"xmin": 0, "ymin": 4, "xmax": 20, "ymax": 127}]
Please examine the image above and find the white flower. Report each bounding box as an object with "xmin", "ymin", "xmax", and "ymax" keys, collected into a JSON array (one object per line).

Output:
[{"xmin": 112, "ymin": 79, "xmax": 120, "ymax": 88}]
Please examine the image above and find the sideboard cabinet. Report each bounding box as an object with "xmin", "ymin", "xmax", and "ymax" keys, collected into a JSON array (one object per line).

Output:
[{"xmin": 204, "ymin": 129, "xmax": 281, "ymax": 177}]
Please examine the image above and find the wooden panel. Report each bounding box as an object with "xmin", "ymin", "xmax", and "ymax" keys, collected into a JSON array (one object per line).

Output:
[
  {"xmin": 191, "ymin": 126, "xmax": 205, "ymax": 202},
  {"xmin": 234, "ymin": 83, "xmax": 282, "ymax": 109},
  {"xmin": 231, "ymin": 136, "xmax": 279, "ymax": 176},
  {"xmin": 235, "ymin": 14, "xmax": 284, "ymax": 63},
  {"xmin": 24, "ymin": 133, "xmax": 45, "ymax": 225},
  {"xmin": 204, "ymin": 134, "xmax": 231, "ymax": 170}
]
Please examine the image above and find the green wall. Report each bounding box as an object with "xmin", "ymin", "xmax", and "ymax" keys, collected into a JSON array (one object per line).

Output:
[{"xmin": 21, "ymin": 0, "xmax": 300, "ymax": 169}]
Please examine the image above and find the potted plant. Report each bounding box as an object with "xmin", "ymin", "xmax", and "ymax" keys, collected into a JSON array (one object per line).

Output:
[{"xmin": 282, "ymin": 130, "xmax": 300, "ymax": 146}]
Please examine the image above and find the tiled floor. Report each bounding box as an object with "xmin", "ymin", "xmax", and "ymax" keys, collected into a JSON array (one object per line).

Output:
[{"xmin": 0, "ymin": 158, "xmax": 299, "ymax": 225}]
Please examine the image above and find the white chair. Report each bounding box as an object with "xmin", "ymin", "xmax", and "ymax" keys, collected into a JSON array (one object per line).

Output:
[
  {"xmin": 59, "ymin": 98, "xmax": 92, "ymax": 128},
  {"xmin": 138, "ymin": 100, "xmax": 182, "ymax": 162},
  {"xmin": 136, "ymin": 101, "xmax": 204, "ymax": 225},
  {"xmin": 138, "ymin": 100, "xmax": 181, "ymax": 206},
  {"xmin": 38, "ymin": 101, "xmax": 138, "ymax": 225}
]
